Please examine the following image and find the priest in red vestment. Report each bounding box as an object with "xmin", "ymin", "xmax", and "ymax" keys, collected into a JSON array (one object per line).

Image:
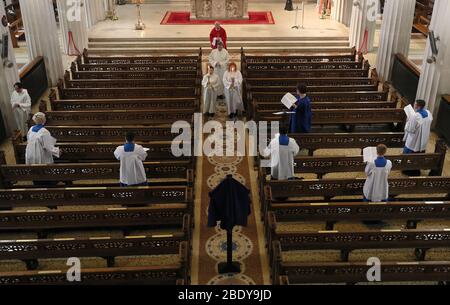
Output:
[{"xmin": 210, "ymin": 22, "xmax": 227, "ymax": 49}]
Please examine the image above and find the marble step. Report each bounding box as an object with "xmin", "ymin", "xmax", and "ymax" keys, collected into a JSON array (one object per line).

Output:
[{"xmin": 88, "ymin": 36, "xmax": 350, "ymax": 43}]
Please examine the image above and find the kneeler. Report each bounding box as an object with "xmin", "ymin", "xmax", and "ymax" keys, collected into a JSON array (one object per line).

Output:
[{"xmin": 208, "ymin": 174, "xmax": 251, "ymax": 274}]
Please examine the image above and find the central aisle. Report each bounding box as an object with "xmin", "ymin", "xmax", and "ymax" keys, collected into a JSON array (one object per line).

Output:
[{"xmin": 192, "ymin": 101, "xmax": 269, "ymax": 285}]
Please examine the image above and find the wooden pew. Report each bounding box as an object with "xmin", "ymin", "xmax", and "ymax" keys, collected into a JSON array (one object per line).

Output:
[
  {"xmin": 0, "ymin": 186, "xmax": 193, "ymax": 210},
  {"xmin": 247, "ymin": 84, "xmax": 379, "ymax": 93},
  {"xmin": 261, "ymin": 140, "xmax": 447, "ymax": 178},
  {"xmin": 0, "ymin": 234, "xmax": 190, "ymax": 270},
  {"xmin": 46, "ymin": 97, "xmax": 199, "ymax": 112},
  {"xmin": 244, "ymin": 69, "xmax": 370, "ymax": 78},
  {"xmin": 81, "ymin": 48, "xmax": 202, "ymax": 65},
  {"xmin": 76, "ymin": 62, "xmax": 200, "ymax": 72},
  {"xmin": 57, "ymin": 85, "xmax": 200, "ymax": 100},
  {"xmin": 64, "ymin": 72, "xmax": 199, "ymax": 89},
  {"xmin": 255, "ymin": 109, "xmax": 405, "ymax": 129},
  {"xmin": 14, "ymin": 126, "xmax": 178, "ymax": 142},
  {"xmin": 269, "ymin": 229, "xmax": 450, "ymax": 266},
  {"xmin": 0, "ymin": 264, "xmax": 188, "ymax": 285},
  {"xmin": 42, "ymin": 110, "xmax": 194, "ymax": 126},
  {"xmin": 255, "ymin": 101, "xmax": 397, "ymax": 111},
  {"xmin": 249, "ymin": 91, "xmax": 389, "ymax": 103},
  {"xmin": 268, "ymin": 201, "xmax": 450, "ymax": 231},
  {"xmin": 245, "ymin": 77, "xmax": 377, "ymax": 87},
  {"xmin": 0, "ymin": 162, "xmax": 194, "ymax": 187},
  {"xmin": 244, "ymin": 61, "xmax": 367, "ymax": 71},
  {"xmin": 266, "ymin": 177, "xmax": 450, "ymax": 201},
  {"xmin": 13, "ymin": 142, "xmax": 189, "ymax": 163},
  {"xmin": 0, "ymin": 206, "xmax": 190, "ymax": 237},
  {"xmin": 272, "ymin": 259, "xmax": 450, "ymax": 285},
  {"xmin": 71, "ymin": 69, "xmax": 201, "ymax": 80}
]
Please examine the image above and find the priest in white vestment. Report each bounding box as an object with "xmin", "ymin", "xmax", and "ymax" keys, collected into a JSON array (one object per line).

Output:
[
  {"xmin": 363, "ymin": 144, "xmax": 392, "ymax": 202},
  {"xmin": 11, "ymin": 82, "xmax": 32, "ymax": 138},
  {"xmin": 114, "ymin": 132, "xmax": 148, "ymax": 187},
  {"xmin": 263, "ymin": 126, "xmax": 300, "ymax": 180},
  {"xmin": 202, "ymin": 64, "xmax": 221, "ymax": 117},
  {"xmin": 223, "ymin": 62, "xmax": 244, "ymax": 119},
  {"xmin": 25, "ymin": 112, "xmax": 60, "ymax": 165},
  {"xmin": 208, "ymin": 41, "xmax": 229, "ymax": 98}
]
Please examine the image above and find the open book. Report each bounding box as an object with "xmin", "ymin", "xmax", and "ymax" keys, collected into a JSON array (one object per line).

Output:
[
  {"xmin": 143, "ymin": 148, "xmax": 150, "ymax": 152},
  {"xmin": 363, "ymin": 147, "xmax": 378, "ymax": 163},
  {"xmin": 281, "ymin": 93, "xmax": 297, "ymax": 109},
  {"xmin": 404, "ymin": 104, "xmax": 416, "ymax": 120}
]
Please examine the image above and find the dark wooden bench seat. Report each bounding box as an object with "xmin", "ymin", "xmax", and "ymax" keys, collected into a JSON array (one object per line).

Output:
[
  {"xmin": 42, "ymin": 110, "xmax": 194, "ymax": 126},
  {"xmin": 274, "ymin": 260, "xmax": 450, "ymax": 285},
  {"xmin": 245, "ymin": 77, "xmax": 376, "ymax": 87},
  {"xmin": 268, "ymin": 201, "xmax": 450, "ymax": 231},
  {"xmin": 250, "ymin": 91, "xmax": 389, "ymax": 103},
  {"xmin": 247, "ymin": 84, "xmax": 379, "ymax": 93},
  {"xmin": 46, "ymin": 97, "xmax": 199, "ymax": 112},
  {"xmin": 12, "ymin": 142, "xmax": 190, "ymax": 163},
  {"xmin": 0, "ymin": 186, "xmax": 193, "ymax": 210},
  {"xmin": 244, "ymin": 61, "xmax": 367, "ymax": 71},
  {"xmin": 0, "ymin": 264, "xmax": 188, "ymax": 285},
  {"xmin": 76, "ymin": 62, "xmax": 200, "ymax": 72},
  {"xmin": 71, "ymin": 69, "xmax": 201, "ymax": 80},
  {"xmin": 255, "ymin": 101, "xmax": 397, "ymax": 111},
  {"xmin": 0, "ymin": 162, "xmax": 194, "ymax": 187},
  {"xmin": 0, "ymin": 233, "xmax": 190, "ymax": 270},
  {"xmin": 244, "ymin": 69, "xmax": 370, "ymax": 78}
]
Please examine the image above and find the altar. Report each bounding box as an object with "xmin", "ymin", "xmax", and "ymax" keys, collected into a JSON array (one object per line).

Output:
[{"xmin": 190, "ymin": 0, "xmax": 249, "ymax": 20}]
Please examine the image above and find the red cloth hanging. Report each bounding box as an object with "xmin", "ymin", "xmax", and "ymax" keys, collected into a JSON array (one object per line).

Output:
[{"xmin": 67, "ymin": 30, "xmax": 81, "ymax": 56}]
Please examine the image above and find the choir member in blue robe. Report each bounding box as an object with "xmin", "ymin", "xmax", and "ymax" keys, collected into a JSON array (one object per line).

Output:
[
  {"xmin": 289, "ymin": 83, "xmax": 312, "ymax": 134},
  {"xmin": 363, "ymin": 144, "xmax": 392, "ymax": 203}
]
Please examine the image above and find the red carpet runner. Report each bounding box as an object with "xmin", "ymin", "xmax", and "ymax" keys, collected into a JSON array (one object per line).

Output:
[{"xmin": 161, "ymin": 11, "xmax": 275, "ymax": 25}]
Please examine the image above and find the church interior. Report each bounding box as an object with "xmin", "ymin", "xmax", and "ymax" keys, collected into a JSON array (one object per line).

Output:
[{"xmin": 0, "ymin": 0, "xmax": 449, "ymax": 286}]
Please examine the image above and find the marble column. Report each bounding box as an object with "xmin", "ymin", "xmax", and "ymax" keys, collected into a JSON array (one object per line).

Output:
[
  {"xmin": 85, "ymin": 0, "xmax": 106, "ymax": 28},
  {"xmin": 416, "ymin": 0, "xmax": 450, "ymax": 117},
  {"xmin": 349, "ymin": 0, "xmax": 377, "ymax": 52},
  {"xmin": 19, "ymin": 0, "xmax": 64, "ymax": 86},
  {"xmin": 57, "ymin": 0, "xmax": 89, "ymax": 55},
  {"xmin": 331, "ymin": 0, "xmax": 352, "ymax": 27},
  {"xmin": 375, "ymin": 0, "xmax": 416, "ymax": 82},
  {"xmin": 0, "ymin": 2, "xmax": 20, "ymax": 136}
]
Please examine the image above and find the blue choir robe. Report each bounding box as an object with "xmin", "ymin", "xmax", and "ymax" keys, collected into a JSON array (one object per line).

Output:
[
  {"xmin": 289, "ymin": 95, "xmax": 312, "ymax": 133},
  {"xmin": 263, "ymin": 134, "xmax": 300, "ymax": 180},
  {"xmin": 363, "ymin": 156, "xmax": 392, "ymax": 202},
  {"xmin": 403, "ymin": 108, "xmax": 433, "ymax": 154}
]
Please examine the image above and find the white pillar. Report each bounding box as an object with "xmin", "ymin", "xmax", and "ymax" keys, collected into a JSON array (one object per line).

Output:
[
  {"xmin": 375, "ymin": 0, "xmax": 416, "ymax": 82},
  {"xmin": 85, "ymin": 0, "xmax": 106, "ymax": 28},
  {"xmin": 0, "ymin": 2, "xmax": 20, "ymax": 136},
  {"xmin": 332, "ymin": 0, "xmax": 352, "ymax": 27},
  {"xmin": 19, "ymin": 0, "xmax": 64, "ymax": 86},
  {"xmin": 349, "ymin": 0, "xmax": 377, "ymax": 52},
  {"xmin": 57, "ymin": 0, "xmax": 89, "ymax": 55},
  {"xmin": 416, "ymin": 0, "xmax": 450, "ymax": 117}
]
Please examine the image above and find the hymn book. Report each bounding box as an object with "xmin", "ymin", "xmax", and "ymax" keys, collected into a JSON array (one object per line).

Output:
[
  {"xmin": 404, "ymin": 104, "xmax": 416, "ymax": 120},
  {"xmin": 363, "ymin": 147, "xmax": 378, "ymax": 163},
  {"xmin": 281, "ymin": 93, "xmax": 297, "ymax": 109}
]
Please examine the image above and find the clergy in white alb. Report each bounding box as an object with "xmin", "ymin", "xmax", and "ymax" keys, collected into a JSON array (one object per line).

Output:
[
  {"xmin": 114, "ymin": 132, "xmax": 148, "ymax": 187},
  {"xmin": 202, "ymin": 65, "xmax": 221, "ymax": 117},
  {"xmin": 25, "ymin": 112, "xmax": 60, "ymax": 165},
  {"xmin": 11, "ymin": 82, "xmax": 31, "ymax": 138},
  {"xmin": 403, "ymin": 100, "xmax": 433, "ymax": 154},
  {"xmin": 223, "ymin": 62, "xmax": 244, "ymax": 118},
  {"xmin": 208, "ymin": 41, "xmax": 229, "ymax": 97},
  {"xmin": 262, "ymin": 127, "xmax": 300, "ymax": 180},
  {"xmin": 363, "ymin": 144, "xmax": 392, "ymax": 202}
]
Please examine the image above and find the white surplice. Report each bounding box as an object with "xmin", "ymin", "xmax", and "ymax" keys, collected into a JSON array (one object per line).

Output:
[
  {"xmin": 208, "ymin": 48, "xmax": 230, "ymax": 96},
  {"xmin": 10, "ymin": 89, "xmax": 31, "ymax": 137},
  {"xmin": 25, "ymin": 127, "xmax": 60, "ymax": 165},
  {"xmin": 263, "ymin": 135, "xmax": 300, "ymax": 180},
  {"xmin": 202, "ymin": 73, "xmax": 221, "ymax": 114},
  {"xmin": 114, "ymin": 144, "xmax": 148, "ymax": 186},
  {"xmin": 403, "ymin": 110, "xmax": 433, "ymax": 152},
  {"xmin": 223, "ymin": 70, "xmax": 244, "ymax": 115},
  {"xmin": 363, "ymin": 159, "xmax": 392, "ymax": 202}
]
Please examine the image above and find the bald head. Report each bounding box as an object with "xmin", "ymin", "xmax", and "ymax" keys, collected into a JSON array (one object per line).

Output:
[{"xmin": 214, "ymin": 22, "xmax": 221, "ymax": 30}]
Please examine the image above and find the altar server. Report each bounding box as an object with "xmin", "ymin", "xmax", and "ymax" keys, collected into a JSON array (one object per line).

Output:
[
  {"xmin": 403, "ymin": 100, "xmax": 433, "ymax": 154},
  {"xmin": 208, "ymin": 41, "xmax": 229, "ymax": 98},
  {"xmin": 289, "ymin": 83, "xmax": 312, "ymax": 134},
  {"xmin": 223, "ymin": 62, "xmax": 244, "ymax": 118},
  {"xmin": 363, "ymin": 144, "xmax": 392, "ymax": 202},
  {"xmin": 209, "ymin": 22, "xmax": 227, "ymax": 49},
  {"xmin": 263, "ymin": 126, "xmax": 300, "ymax": 180},
  {"xmin": 11, "ymin": 82, "xmax": 31, "ymax": 139},
  {"xmin": 202, "ymin": 64, "xmax": 221, "ymax": 117},
  {"xmin": 114, "ymin": 132, "xmax": 148, "ymax": 187},
  {"xmin": 25, "ymin": 112, "xmax": 60, "ymax": 165}
]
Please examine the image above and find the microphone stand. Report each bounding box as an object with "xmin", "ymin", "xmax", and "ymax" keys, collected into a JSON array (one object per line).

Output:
[{"xmin": 291, "ymin": 2, "xmax": 304, "ymax": 30}]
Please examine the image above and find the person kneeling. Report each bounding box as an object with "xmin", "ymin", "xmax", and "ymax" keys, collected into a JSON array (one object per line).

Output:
[{"xmin": 114, "ymin": 132, "xmax": 148, "ymax": 187}]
